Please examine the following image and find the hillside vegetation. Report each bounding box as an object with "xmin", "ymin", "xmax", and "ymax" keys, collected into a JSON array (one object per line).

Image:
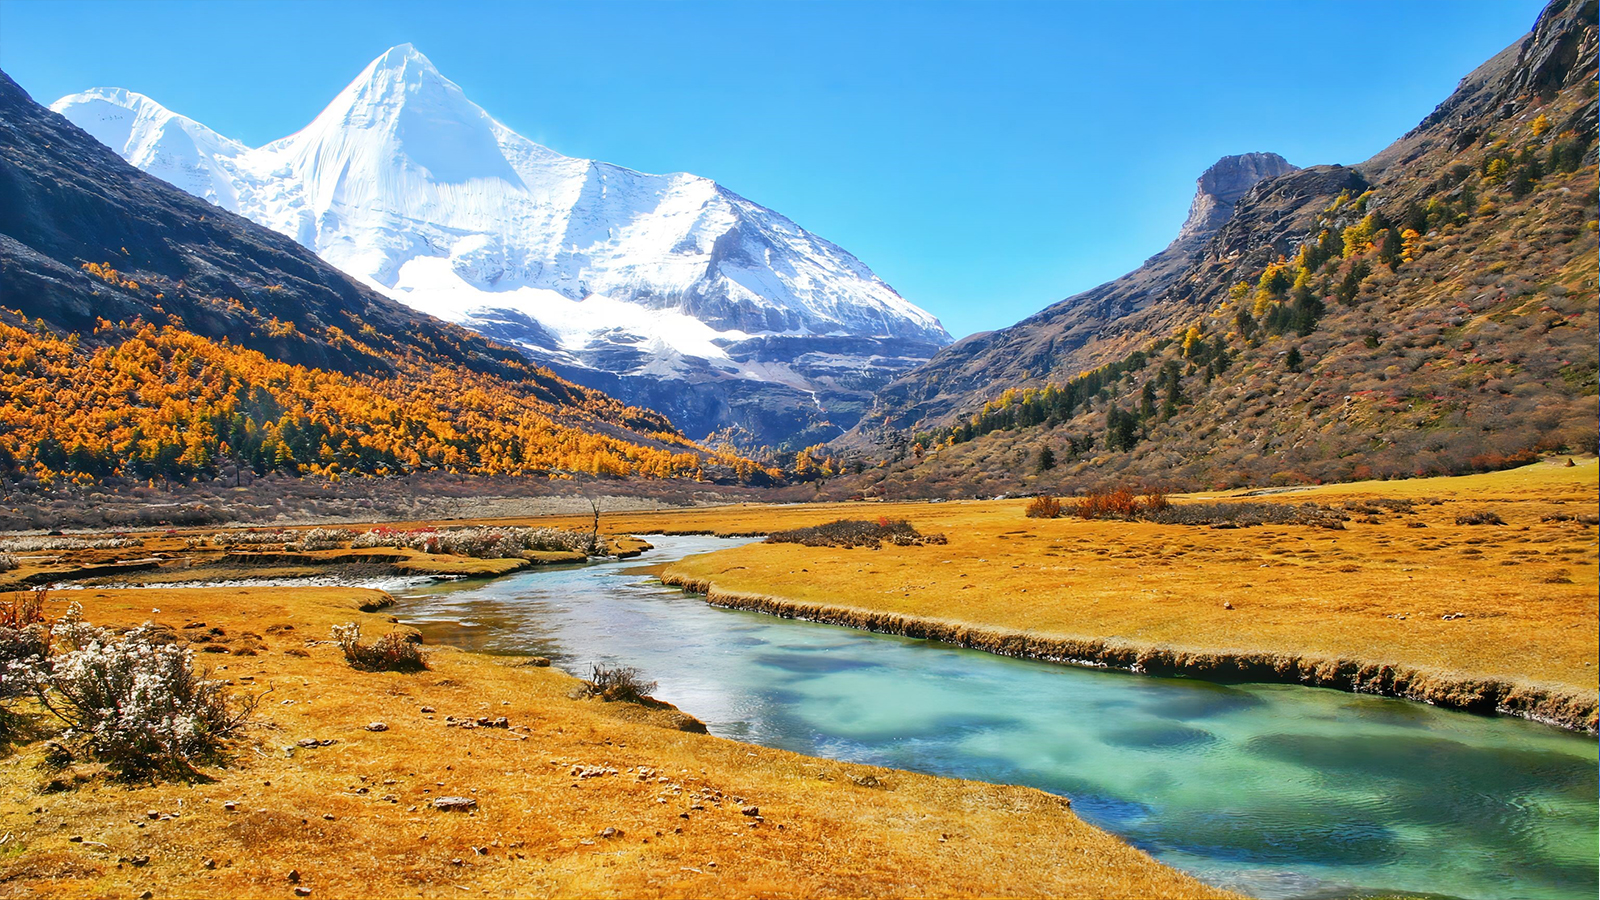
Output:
[
  {"xmin": 850, "ymin": 0, "xmax": 1597, "ymax": 497},
  {"xmin": 0, "ymin": 72, "xmax": 770, "ymax": 492}
]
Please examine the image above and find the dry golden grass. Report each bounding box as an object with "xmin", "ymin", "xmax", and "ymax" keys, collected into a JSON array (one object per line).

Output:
[
  {"xmin": 651, "ymin": 459, "xmax": 1598, "ymax": 721},
  {"xmin": 0, "ymin": 586, "xmax": 1231, "ymax": 899}
]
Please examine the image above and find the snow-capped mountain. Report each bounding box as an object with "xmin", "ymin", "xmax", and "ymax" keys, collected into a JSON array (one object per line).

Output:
[{"xmin": 53, "ymin": 45, "xmax": 950, "ymax": 446}]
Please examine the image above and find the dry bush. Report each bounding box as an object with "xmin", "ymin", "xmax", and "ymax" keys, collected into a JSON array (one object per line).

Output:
[
  {"xmin": 0, "ymin": 590, "xmax": 53, "ymax": 735},
  {"xmin": 582, "ymin": 664, "xmax": 657, "ymax": 703},
  {"xmin": 1064, "ymin": 489, "xmax": 1348, "ymax": 529},
  {"xmin": 1025, "ymin": 496, "xmax": 1063, "ymax": 519},
  {"xmin": 0, "ymin": 535, "xmax": 141, "ymax": 553},
  {"xmin": 0, "ymin": 589, "xmax": 47, "ymax": 630},
  {"xmin": 1145, "ymin": 501, "xmax": 1347, "ymax": 529},
  {"xmin": 766, "ymin": 518, "xmax": 947, "ymax": 549},
  {"xmin": 295, "ymin": 528, "xmax": 355, "ymax": 551},
  {"xmin": 0, "ymin": 553, "xmax": 16, "ymax": 573},
  {"xmin": 1066, "ymin": 488, "xmax": 1142, "ymax": 520},
  {"xmin": 211, "ymin": 530, "xmax": 295, "ymax": 546},
  {"xmin": 330, "ymin": 623, "xmax": 426, "ymax": 672},
  {"xmin": 351, "ymin": 525, "xmax": 595, "ymax": 558},
  {"xmin": 1456, "ymin": 510, "xmax": 1507, "ymax": 525},
  {"xmin": 31, "ymin": 604, "xmax": 259, "ymax": 777}
]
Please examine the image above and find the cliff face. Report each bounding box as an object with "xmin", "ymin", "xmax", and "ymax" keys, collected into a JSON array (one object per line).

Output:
[{"xmin": 1177, "ymin": 153, "xmax": 1302, "ymax": 242}]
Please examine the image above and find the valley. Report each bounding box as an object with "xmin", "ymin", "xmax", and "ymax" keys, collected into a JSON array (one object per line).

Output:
[
  {"xmin": 0, "ymin": 462, "xmax": 1594, "ymax": 898},
  {"xmin": 0, "ymin": 0, "xmax": 1596, "ymax": 897}
]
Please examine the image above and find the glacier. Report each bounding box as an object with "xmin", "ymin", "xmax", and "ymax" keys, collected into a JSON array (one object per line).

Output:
[{"xmin": 53, "ymin": 44, "xmax": 949, "ymax": 446}]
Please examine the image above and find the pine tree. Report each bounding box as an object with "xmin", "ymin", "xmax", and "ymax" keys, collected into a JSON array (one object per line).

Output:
[{"xmin": 1035, "ymin": 445, "xmax": 1056, "ymax": 473}]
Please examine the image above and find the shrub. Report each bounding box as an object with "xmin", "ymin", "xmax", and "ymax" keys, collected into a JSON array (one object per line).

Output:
[
  {"xmin": 1025, "ymin": 496, "xmax": 1063, "ymax": 519},
  {"xmin": 331, "ymin": 622, "xmax": 427, "ymax": 672},
  {"xmin": 1066, "ymin": 487, "xmax": 1143, "ymax": 520},
  {"xmin": 765, "ymin": 519, "xmax": 947, "ymax": 549},
  {"xmin": 1456, "ymin": 510, "xmax": 1506, "ymax": 525},
  {"xmin": 583, "ymin": 664, "xmax": 657, "ymax": 703},
  {"xmin": 295, "ymin": 528, "xmax": 355, "ymax": 551},
  {"xmin": 33, "ymin": 606, "xmax": 258, "ymax": 777},
  {"xmin": 1063, "ymin": 493, "xmax": 1349, "ymax": 529},
  {"xmin": 0, "ymin": 536, "xmax": 141, "ymax": 553},
  {"xmin": 0, "ymin": 591, "xmax": 53, "ymax": 735},
  {"xmin": 0, "ymin": 553, "xmax": 16, "ymax": 573},
  {"xmin": 351, "ymin": 525, "xmax": 595, "ymax": 558},
  {"xmin": 211, "ymin": 530, "xmax": 295, "ymax": 547}
]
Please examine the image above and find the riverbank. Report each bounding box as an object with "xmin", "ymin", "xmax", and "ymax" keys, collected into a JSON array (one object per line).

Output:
[
  {"xmin": 654, "ymin": 460, "xmax": 1599, "ymax": 733},
  {"xmin": 0, "ymin": 585, "xmax": 1233, "ymax": 899}
]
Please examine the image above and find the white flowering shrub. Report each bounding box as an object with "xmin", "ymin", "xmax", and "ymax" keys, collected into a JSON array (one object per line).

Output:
[
  {"xmin": 209, "ymin": 530, "xmax": 295, "ymax": 547},
  {"xmin": 0, "ymin": 536, "xmax": 142, "ymax": 553},
  {"xmin": 294, "ymin": 528, "xmax": 356, "ymax": 552},
  {"xmin": 36, "ymin": 608, "xmax": 257, "ymax": 777},
  {"xmin": 351, "ymin": 525, "xmax": 595, "ymax": 558},
  {"xmin": 0, "ymin": 590, "xmax": 50, "ymax": 721},
  {"xmin": 331, "ymin": 621, "xmax": 426, "ymax": 672},
  {"xmin": 0, "ymin": 553, "xmax": 17, "ymax": 573}
]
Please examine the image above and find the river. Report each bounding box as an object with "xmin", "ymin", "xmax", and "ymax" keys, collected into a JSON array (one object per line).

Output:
[{"xmin": 394, "ymin": 535, "xmax": 1598, "ymax": 900}]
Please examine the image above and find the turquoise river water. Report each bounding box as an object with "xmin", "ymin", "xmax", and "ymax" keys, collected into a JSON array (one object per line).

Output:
[{"xmin": 394, "ymin": 536, "xmax": 1598, "ymax": 900}]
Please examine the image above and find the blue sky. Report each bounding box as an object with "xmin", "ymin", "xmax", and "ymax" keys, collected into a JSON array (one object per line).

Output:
[{"xmin": 0, "ymin": 0, "xmax": 1544, "ymax": 340}]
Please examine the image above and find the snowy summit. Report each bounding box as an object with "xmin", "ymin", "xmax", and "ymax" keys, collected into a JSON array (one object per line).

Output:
[{"xmin": 53, "ymin": 45, "xmax": 951, "ymax": 444}]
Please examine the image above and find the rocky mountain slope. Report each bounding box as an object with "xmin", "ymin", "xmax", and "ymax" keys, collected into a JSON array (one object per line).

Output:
[
  {"xmin": 863, "ymin": 152, "xmax": 1298, "ymax": 436},
  {"xmin": 53, "ymin": 46, "xmax": 950, "ymax": 447},
  {"xmin": 0, "ymin": 70, "xmax": 744, "ymax": 489},
  {"xmin": 838, "ymin": 0, "xmax": 1597, "ymax": 497}
]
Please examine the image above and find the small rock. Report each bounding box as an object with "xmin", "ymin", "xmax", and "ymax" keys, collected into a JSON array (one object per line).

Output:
[
  {"xmin": 129, "ymin": 855, "xmax": 150, "ymax": 867},
  {"xmin": 323, "ymin": 814, "xmax": 335, "ymax": 821},
  {"xmin": 146, "ymin": 810, "xmax": 160, "ymax": 820},
  {"xmin": 288, "ymin": 869, "xmax": 301, "ymax": 884},
  {"xmin": 68, "ymin": 835, "xmax": 83, "ymax": 843},
  {"xmin": 600, "ymin": 827, "xmax": 621, "ymax": 838},
  {"xmin": 203, "ymin": 858, "xmax": 217, "ymax": 870},
  {"xmin": 223, "ymin": 802, "xmax": 238, "ymax": 811},
  {"xmin": 420, "ymin": 706, "xmax": 436, "ymax": 714},
  {"xmin": 450, "ymin": 858, "xmax": 464, "ymax": 866},
  {"xmin": 365, "ymin": 722, "xmax": 388, "ymax": 732},
  {"xmin": 1223, "ymin": 601, "xmax": 1234, "ymax": 610},
  {"xmin": 139, "ymin": 892, "xmax": 153, "ymax": 900},
  {"xmin": 294, "ymin": 889, "xmax": 312, "ymax": 898},
  {"xmin": 432, "ymin": 796, "xmax": 478, "ymax": 812},
  {"xmin": 741, "ymin": 806, "xmax": 759, "ymax": 817}
]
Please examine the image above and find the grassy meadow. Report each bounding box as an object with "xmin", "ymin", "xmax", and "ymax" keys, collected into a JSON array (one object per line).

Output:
[
  {"xmin": 0, "ymin": 458, "xmax": 1595, "ymax": 897},
  {"xmin": 649, "ymin": 459, "xmax": 1599, "ymax": 728},
  {"xmin": 0, "ymin": 584, "xmax": 1229, "ymax": 899}
]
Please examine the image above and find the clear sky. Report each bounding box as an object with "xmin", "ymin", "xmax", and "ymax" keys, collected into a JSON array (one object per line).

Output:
[{"xmin": 0, "ymin": 0, "xmax": 1545, "ymax": 341}]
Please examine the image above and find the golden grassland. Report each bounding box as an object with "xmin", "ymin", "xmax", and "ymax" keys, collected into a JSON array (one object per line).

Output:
[
  {"xmin": 0, "ymin": 586, "xmax": 1230, "ymax": 899},
  {"xmin": 642, "ymin": 459, "xmax": 1599, "ymax": 730}
]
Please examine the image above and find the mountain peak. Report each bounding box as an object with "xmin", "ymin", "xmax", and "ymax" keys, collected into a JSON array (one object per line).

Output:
[
  {"xmin": 1177, "ymin": 152, "xmax": 1298, "ymax": 242},
  {"xmin": 364, "ymin": 43, "xmax": 442, "ymax": 83}
]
